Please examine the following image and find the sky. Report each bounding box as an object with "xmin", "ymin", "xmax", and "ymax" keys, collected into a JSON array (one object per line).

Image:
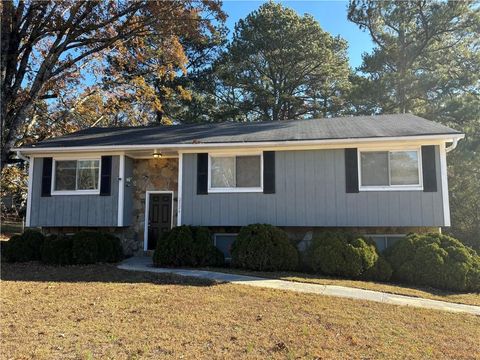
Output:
[{"xmin": 221, "ymin": 0, "xmax": 375, "ymax": 69}]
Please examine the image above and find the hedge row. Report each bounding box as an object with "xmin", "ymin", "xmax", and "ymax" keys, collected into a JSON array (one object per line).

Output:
[
  {"xmin": 153, "ymin": 224, "xmax": 480, "ymax": 292},
  {"xmin": 2, "ymin": 230, "xmax": 123, "ymax": 265}
]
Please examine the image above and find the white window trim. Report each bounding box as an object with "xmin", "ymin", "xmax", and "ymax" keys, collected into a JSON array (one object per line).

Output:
[
  {"xmin": 358, "ymin": 147, "xmax": 423, "ymax": 191},
  {"xmin": 51, "ymin": 157, "xmax": 101, "ymax": 195},
  {"xmin": 207, "ymin": 152, "xmax": 263, "ymax": 193}
]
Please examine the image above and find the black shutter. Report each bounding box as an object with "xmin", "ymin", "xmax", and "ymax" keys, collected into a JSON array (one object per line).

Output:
[
  {"xmin": 263, "ymin": 151, "xmax": 275, "ymax": 194},
  {"xmin": 422, "ymin": 145, "xmax": 437, "ymax": 192},
  {"xmin": 197, "ymin": 153, "xmax": 208, "ymax": 195},
  {"xmin": 41, "ymin": 157, "xmax": 53, "ymax": 197},
  {"xmin": 345, "ymin": 148, "xmax": 359, "ymax": 193},
  {"xmin": 100, "ymin": 156, "xmax": 112, "ymax": 196}
]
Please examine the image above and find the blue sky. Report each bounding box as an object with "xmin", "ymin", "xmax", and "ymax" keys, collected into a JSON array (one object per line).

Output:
[{"xmin": 222, "ymin": 0, "xmax": 374, "ymax": 69}]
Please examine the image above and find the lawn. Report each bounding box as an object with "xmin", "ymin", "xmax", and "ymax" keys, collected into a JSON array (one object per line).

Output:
[
  {"xmin": 1, "ymin": 263, "xmax": 479, "ymax": 359},
  {"xmin": 202, "ymin": 267, "xmax": 480, "ymax": 307}
]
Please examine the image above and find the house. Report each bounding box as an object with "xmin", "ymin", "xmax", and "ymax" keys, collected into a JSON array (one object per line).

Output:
[{"xmin": 15, "ymin": 114, "xmax": 464, "ymax": 256}]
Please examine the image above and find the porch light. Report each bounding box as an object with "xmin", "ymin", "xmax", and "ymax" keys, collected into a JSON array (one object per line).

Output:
[{"xmin": 152, "ymin": 151, "xmax": 162, "ymax": 159}]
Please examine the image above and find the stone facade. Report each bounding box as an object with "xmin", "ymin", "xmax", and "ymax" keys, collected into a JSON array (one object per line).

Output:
[{"xmin": 128, "ymin": 158, "xmax": 179, "ymax": 255}]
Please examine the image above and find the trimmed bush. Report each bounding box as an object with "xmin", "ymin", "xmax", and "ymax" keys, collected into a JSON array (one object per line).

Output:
[
  {"xmin": 41, "ymin": 235, "xmax": 73, "ymax": 265},
  {"xmin": 304, "ymin": 232, "xmax": 390, "ymax": 281},
  {"xmin": 71, "ymin": 231, "xmax": 123, "ymax": 264},
  {"xmin": 385, "ymin": 233, "xmax": 480, "ymax": 292},
  {"xmin": 96, "ymin": 233, "xmax": 123, "ymax": 263},
  {"xmin": 153, "ymin": 226, "xmax": 224, "ymax": 267},
  {"xmin": 72, "ymin": 232, "xmax": 99, "ymax": 264},
  {"xmin": 231, "ymin": 224, "xmax": 299, "ymax": 271},
  {"xmin": 1, "ymin": 230, "xmax": 44, "ymax": 262}
]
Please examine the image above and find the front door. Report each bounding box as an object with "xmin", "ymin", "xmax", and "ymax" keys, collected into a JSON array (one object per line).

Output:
[{"xmin": 147, "ymin": 193, "xmax": 172, "ymax": 250}]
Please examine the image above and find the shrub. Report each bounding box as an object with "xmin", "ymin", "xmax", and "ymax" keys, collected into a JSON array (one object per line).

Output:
[
  {"xmin": 1, "ymin": 230, "xmax": 44, "ymax": 262},
  {"xmin": 41, "ymin": 235, "xmax": 73, "ymax": 265},
  {"xmin": 96, "ymin": 233, "xmax": 123, "ymax": 263},
  {"xmin": 153, "ymin": 226, "xmax": 224, "ymax": 267},
  {"xmin": 231, "ymin": 224, "xmax": 299, "ymax": 271},
  {"xmin": 385, "ymin": 233, "xmax": 480, "ymax": 292},
  {"xmin": 362, "ymin": 255, "xmax": 393, "ymax": 282},
  {"xmin": 72, "ymin": 232, "xmax": 99, "ymax": 264},
  {"xmin": 304, "ymin": 232, "xmax": 390, "ymax": 281}
]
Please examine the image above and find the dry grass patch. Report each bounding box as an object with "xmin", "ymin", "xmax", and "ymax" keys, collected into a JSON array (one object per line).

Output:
[
  {"xmin": 202, "ymin": 267, "xmax": 480, "ymax": 307},
  {"xmin": 1, "ymin": 263, "xmax": 479, "ymax": 359}
]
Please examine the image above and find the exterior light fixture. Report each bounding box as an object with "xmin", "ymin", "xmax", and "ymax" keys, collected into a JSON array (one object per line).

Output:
[{"xmin": 153, "ymin": 151, "xmax": 162, "ymax": 159}]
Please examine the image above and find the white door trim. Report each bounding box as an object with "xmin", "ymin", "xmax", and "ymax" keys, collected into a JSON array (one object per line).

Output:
[
  {"xmin": 177, "ymin": 152, "xmax": 183, "ymax": 226},
  {"xmin": 143, "ymin": 190, "xmax": 174, "ymax": 251},
  {"xmin": 25, "ymin": 157, "xmax": 34, "ymax": 227}
]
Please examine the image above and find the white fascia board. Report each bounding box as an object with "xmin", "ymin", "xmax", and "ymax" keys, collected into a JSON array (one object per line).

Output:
[{"xmin": 13, "ymin": 133, "xmax": 465, "ymax": 155}]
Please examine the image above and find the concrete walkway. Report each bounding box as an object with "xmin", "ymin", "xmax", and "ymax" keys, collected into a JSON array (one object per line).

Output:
[{"xmin": 118, "ymin": 256, "xmax": 480, "ymax": 316}]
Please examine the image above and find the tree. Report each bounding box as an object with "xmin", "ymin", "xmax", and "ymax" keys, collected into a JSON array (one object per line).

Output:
[
  {"xmin": 0, "ymin": 0, "xmax": 224, "ymax": 168},
  {"xmin": 103, "ymin": 3, "xmax": 227, "ymax": 125},
  {"xmin": 213, "ymin": 1, "xmax": 351, "ymax": 122},
  {"xmin": 348, "ymin": 0, "xmax": 479, "ymax": 114},
  {"xmin": 348, "ymin": 0, "xmax": 480, "ymax": 248}
]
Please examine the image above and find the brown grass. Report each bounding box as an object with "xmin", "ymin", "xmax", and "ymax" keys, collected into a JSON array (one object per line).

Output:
[
  {"xmin": 201, "ymin": 267, "xmax": 480, "ymax": 307},
  {"xmin": 1, "ymin": 263, "xmax": 479, "ymax": 360}
]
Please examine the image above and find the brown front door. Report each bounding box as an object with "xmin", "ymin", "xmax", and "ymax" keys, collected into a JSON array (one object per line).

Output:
[{"xmin": 147, "ymin": 193, "xmax": 172, "ymax": 250}]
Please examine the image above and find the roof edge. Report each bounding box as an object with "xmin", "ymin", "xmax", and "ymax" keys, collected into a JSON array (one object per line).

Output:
[{"xmin": 15, "ymin": 133, "xmax": 465, "ymax": 154}]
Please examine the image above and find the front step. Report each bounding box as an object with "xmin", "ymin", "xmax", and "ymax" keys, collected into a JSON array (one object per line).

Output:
[{"xmin": 144, "ymin": 250, "xmax": 154, "ymax": 257}]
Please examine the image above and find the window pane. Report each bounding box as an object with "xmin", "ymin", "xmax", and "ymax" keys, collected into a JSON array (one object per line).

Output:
[
  {"xmin": 236, "ymin": 155, "xmax": 261, "ymax": 187},
  {"xmin": 211, "ymin": 157, "xmax": 235, "ymax": 188},
  {"xmin": 54, "ymin": 161, "xmax": 76, "ymax": 191},
  {"xmin": 390, "ymin": 151, "xmax": 419, "ymax": 185},
  {"xmin": 371, "ymin": 236, "xmax": 387, "ymax": 252},
  {"xmin": 77, "ymin": 160, "xmax": 99, "ymax": 190},
  {"xmin": 361, "ymin": 152, "xmax": 389, "ymax": 186}
]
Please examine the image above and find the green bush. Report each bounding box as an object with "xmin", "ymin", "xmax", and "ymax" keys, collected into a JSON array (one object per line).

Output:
[
  {"xmin": 231, "ymin": 224, "xmax": 299, "ymax": 271},
  {"xmin": 41, "ymin": 235, "xmax": 73, "ymax": 265},
  {"xmin": 96, "ymin": 233, "xmax": 123, "ymax": 263},
  {"xmin": 153, "ymin": 226, "xmax": 224, "ymax": 267},
  {"xmin": 362, "ymin": 255, "xmax": 393, "ymax": 282},
  {"xmin": 72, "ymin": 232, "xmax": 99, "ymax": 264},
  {"xmin": 385, "ymin": 233, "xmax": 480, "ymax": 292},
  {"xmin": 1, "ymin": 230, "xmax": 44, "ymax": 262},
  {"xmin": 304, "ymin": 232, "xmax": 390, "ymax": 281}
]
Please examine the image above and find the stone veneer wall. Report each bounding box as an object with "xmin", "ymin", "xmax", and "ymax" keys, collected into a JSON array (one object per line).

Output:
[{"xmin": 129, "ymin": 158, "xmax": 178, "ymax": 254}]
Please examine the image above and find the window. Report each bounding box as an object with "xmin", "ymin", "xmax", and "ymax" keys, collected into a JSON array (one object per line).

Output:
[
  {"xmin": 209, "ymin": 154, "xmax": 262, "ymax": 192},
  {"xmin": 368, "ymin": 235, "xmax": 405, "ymax": 252},
  {"xmin": 53, "ymin": 159, "xmax": 100, "ymax": 194},
  {"xmin": 359, "ymin": 149, "xmax": 422, "ymax": 190},
  {"xmin": 214, "ymin": 233, "xmax": 237, "ymax": 260}
]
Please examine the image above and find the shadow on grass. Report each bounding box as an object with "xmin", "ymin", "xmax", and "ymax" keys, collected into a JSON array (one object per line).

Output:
[{"xmin": 0, "ymin": 262, "xmax": 216, "ymax": 287}]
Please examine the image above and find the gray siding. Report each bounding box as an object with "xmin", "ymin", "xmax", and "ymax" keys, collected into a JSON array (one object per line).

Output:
[
  {"xmin": 181, "ymin": 148, "xmax": 445, "ymax": 227},
  {"xmin": 30, "ymin": 156, "xmax": 119, "ymax": 227}
]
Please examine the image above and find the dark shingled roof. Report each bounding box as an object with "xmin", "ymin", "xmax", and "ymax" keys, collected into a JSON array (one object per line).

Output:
[{"xmin": 27, "ymin": 114, "xmax": 461, "ymax": 148}]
